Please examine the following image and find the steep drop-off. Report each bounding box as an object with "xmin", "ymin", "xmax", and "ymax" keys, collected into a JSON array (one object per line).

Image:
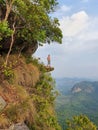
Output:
[
  {"xmin": 56, "ymin": 80, "xmax": 98, "ymax": 130},
  {"xmin": 0, "ymin": 55, "xmax": 60, "ymax": 130}
]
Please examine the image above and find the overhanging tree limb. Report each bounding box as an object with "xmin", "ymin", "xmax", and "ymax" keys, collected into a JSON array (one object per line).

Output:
[{"xmin": 0, "ymin": 0, "xmax": 62, "ymax": 56}]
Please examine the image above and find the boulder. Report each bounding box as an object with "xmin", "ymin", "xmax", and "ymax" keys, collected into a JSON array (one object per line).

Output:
[
  {"xmin": 9, "ymin": 123, "xmax": 29, "ymax": 130},
  {"xmin": 0, "ymin": 96, "xmax": 6, "ymax": 111}
]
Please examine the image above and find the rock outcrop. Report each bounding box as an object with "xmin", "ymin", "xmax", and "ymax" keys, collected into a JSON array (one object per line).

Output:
[
  {"xmin": 0, "ymin": 96, "xmax": 6, "ymax": 111},
  {"xmin": 8, "ymin": 123, "xmax": 29, "ymax": 130},
  {"xmin": 71, "ymin": 81, "xmax": 96, "ymax": 94}
]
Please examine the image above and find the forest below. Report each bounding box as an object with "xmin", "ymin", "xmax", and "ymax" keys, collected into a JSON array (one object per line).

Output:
[{"xmin": 55, "ymin": 78, "xmax": 98, "ymax": 130}]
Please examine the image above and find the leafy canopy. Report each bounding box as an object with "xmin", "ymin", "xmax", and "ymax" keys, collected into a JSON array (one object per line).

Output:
[
  {"xmin": 66, "ymin": 115, "xmax": 97, "ymax": 130},
  {"xmin": 0, "ymin": 0, "xmax": 62, "ymax": 51}
]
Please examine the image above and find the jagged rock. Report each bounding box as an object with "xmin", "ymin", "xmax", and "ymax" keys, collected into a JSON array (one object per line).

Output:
[
  {"xmin": 71, "ymin": 81, "xmax": 95, "ymax": 94},
  {"xmin": 0, "ymin": 96, "xmax": 6, "ymax": 111},
  {"xmin": 45, "ymin": 66, "xmax": 54, "ymax": 72},
  {"xmin": 71, "ymin": 87, "xmax": 82, "ymax": 93},
  {"xmin": 9, "ymin": 123, "xmax": 29, "ymax": 130}
]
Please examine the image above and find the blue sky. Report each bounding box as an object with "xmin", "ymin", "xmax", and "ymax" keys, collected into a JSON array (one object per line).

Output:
[{"xmin": 34, "ymin": 0, "xmax": 98, "ymax": 80}]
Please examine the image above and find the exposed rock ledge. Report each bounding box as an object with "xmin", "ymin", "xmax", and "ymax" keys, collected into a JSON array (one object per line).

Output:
[
  {"xmin": 1, "ymin": 123, "xmax": 29, "ymax": 130},
  {"xmin": 10, "ymin": 123, "xmax": 29, "ymax": 130}
]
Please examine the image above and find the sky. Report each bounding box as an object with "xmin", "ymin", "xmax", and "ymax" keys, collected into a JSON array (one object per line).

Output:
[{"xmin": 34, "ymin": 0, "xmax": 98, "ymax": 80}]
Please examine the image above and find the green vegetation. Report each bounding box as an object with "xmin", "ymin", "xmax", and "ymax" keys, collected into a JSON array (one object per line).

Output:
[
  {"xmin": 55, "ymin": 80, "xmax": 98, "ymax": 130},
  {"xmin": 0, "ymin": 1, "xmax": 63, "ymax": 128},
  {"xmin": 66, "ymin": 115, "xmax": 97, "ymax": 130},
  {"xmin": 0, "ymin": 55, "xmax": 61, "ymax": 130},
  {"xmin": 0, "ymin": 0, "xmax": 62, "ymax": 57},
  {"xmin": 2, "ymin": 63, "xmax": 14, "ymax": 80},
  {"xmin": 1, "ymin": 1, "xmax": 97, "ymax": 130},
  {"xmin": 0, "ymin": 21, "xmax": 13, "ymax": 41}
]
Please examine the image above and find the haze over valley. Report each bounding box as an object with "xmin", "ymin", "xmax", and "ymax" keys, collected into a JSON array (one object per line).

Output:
[{"xmin": 55, "ymin": 77, "xmax": 98, "ymax": 129}]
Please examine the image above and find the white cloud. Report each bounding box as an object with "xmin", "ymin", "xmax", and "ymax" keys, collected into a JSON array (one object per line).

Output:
[
  {"xmin": 35, "ymin": 10, "xmax": 98, "ymax": 79},
  {"xmin": 60, "ymin": 11, "xmax": 89, "ymax": 37},
  {"xmin": 60, "ymin": 5, "xmax": 71, "ymax": 12},
  {"xmin": 59, "ymin": 11, "xmax": 98, "ymax": 53},
  {"xmin": 36, "ymin": 11, "xmax": 98, "ymax": 56}
]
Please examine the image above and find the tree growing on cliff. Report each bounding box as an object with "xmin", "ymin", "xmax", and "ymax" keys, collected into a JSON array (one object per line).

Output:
[{"xmin": 0, "ymin": 0, "xmax": 62, "ymax": 57}]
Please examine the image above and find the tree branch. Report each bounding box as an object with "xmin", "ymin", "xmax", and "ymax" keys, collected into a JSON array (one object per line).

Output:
[{"xmin": 5, "ymin": 21, "xmax": 16, "ymax": 66}]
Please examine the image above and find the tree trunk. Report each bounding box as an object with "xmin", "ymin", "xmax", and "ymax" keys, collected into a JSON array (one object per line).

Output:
[
  {"xmin": 5, "ymin": 22, "xmax": 16, "ymax": 66},
  {"xmin": 4, "ymin": 0, "xmax": 14, "ymax": 21}
]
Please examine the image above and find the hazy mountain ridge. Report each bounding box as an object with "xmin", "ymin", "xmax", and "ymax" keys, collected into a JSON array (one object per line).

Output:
[
  {"xmin": 71, "ymin": 81, "xmax": 98, "ymax": 94},
  {"xmin": 55, "ymin": 77, "xmax": 93, "ymax": 94},
  {"xmin": 55, "ymin": 78, "xmax": 98, "ymax": 130}
]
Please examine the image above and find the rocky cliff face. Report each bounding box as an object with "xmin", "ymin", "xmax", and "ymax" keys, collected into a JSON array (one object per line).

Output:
[
  {"xmin": 0, "ymin": 55, "xmax": 39, "ymax": 129},
  {"xmin": 4, "ymin": 123, "xmax": 29, "ymax": 130},
  {"xmin": 71, "ymin": 81, "xmax": 96, "ymax": 94},
  {"xmin": 0, "ymin": 55, "xmax": 60, "ymax": 130}
]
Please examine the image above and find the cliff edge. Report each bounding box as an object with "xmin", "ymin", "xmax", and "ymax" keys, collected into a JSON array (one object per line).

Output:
[{"xmin": 0, "ymin": 55, "xmax": 60, "ymax": 130}]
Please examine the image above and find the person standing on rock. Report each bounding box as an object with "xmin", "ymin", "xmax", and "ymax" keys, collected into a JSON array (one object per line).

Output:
[{"xmin": 47, "ymin": 54, "xmax": 51, "ymax": 67}]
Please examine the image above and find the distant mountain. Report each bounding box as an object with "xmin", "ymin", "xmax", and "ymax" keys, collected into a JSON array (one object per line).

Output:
[
  {"xmin": 55, "ymin": 79, "xmax": 98, "ymax": 130},
  {"xmin": 55, "ymin": 77, "xmax": 92, "ymax": 94},
  {"xmin": 71, "ymin": 81, "xmax": 98, "ymax": 93}
]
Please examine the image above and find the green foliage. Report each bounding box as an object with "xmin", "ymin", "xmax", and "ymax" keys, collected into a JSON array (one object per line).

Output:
[
  {"xmin": 25, "ymin": 56, "xmax": 40, "ymax": 65},
  {"xmin": 66, "ymin": 115, "xmax": 97, "ymax": 130},
  {"xmin": 4, "ymin": 56, "xmax": 61, "ymax": 130},
  {"xmin": 55, "ymin": 80, "xmax": 98, "ymax": 129},
  {"xmin": 0, "ymin": 55, "xmax": 61, "ymax": 129},
  {"xmin": 0, "ymin": 21, "xmax": 13, "ymax": 41},
  {"xmin": 25, "ymin": 56, "xmax": 46, "ymax": 72},
  {"xmin": 2, "ymin": 64, "xmax": 14, "ymax": 79},
  {"xmin": 28, "ymin": 70, "xmax": 61, "ymax": 130},
  {"xmin": 0, "ymin": 0, "xmax": 62, "ymax": 55},
  {"xmin": 16, "ymin": 0, "xmax": 62, "ymax": 43}
]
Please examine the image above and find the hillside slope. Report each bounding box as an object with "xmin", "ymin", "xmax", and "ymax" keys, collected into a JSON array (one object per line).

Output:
[
  {"xmin": 0, "ymin": 55, "xmax": 61, "ymax": 130},
  {"xmin": 55, "ymin": 81, "xmax": 98, "ymax": 130}
]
